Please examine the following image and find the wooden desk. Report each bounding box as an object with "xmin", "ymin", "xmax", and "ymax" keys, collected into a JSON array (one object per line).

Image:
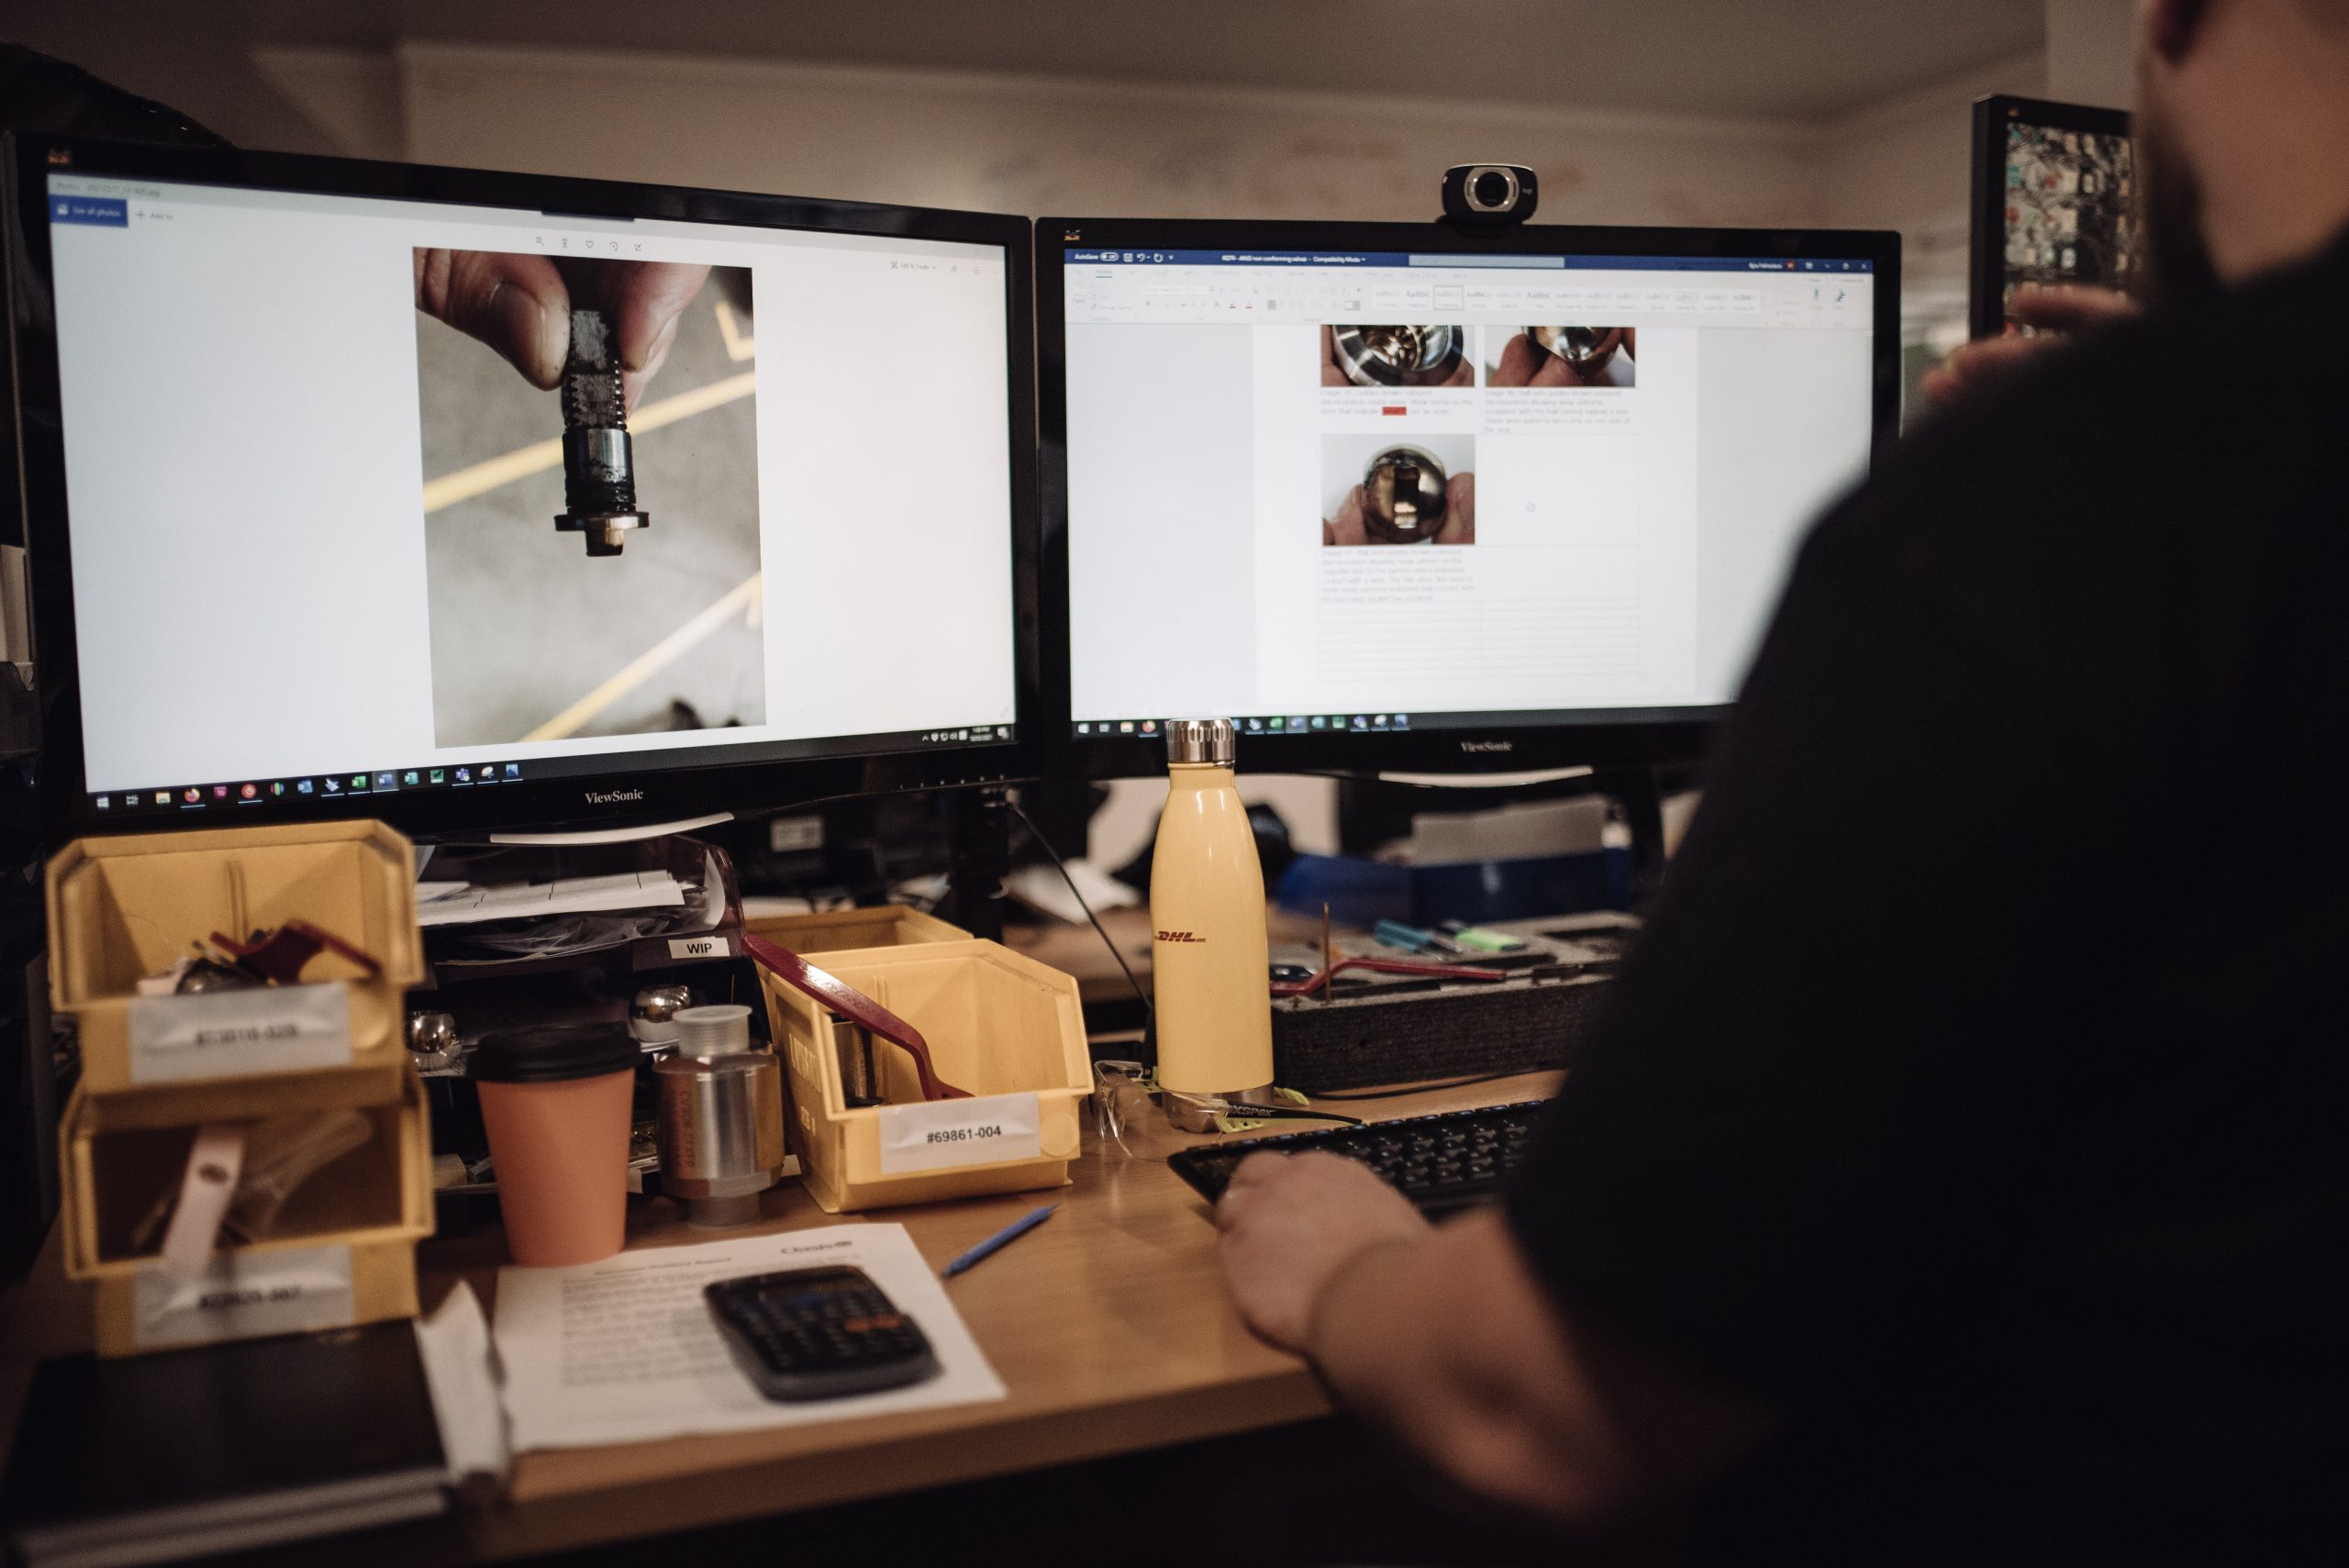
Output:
[{"xmin": 0, "ymin": 1070, "xmax": 1560, "ymax": 1564}]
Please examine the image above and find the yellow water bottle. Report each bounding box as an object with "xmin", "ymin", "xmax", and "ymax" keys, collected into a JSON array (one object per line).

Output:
[{"xmin": 1151, "ymin": 718, "xmax": 1275, "ymax": 1122}]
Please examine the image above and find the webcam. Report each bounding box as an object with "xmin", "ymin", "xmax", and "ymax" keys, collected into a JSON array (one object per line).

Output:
[{"xmin": 1442, "ymin": 164, "xmax": 1539, "ymax": 226}]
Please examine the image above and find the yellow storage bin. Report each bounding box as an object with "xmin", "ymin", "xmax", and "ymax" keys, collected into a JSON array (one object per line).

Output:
[
  {"xmin": 760, "ymin": 940, "xmax": 1090, "ymax": 1213},
  {"xmin": 60, "ymin": 1066, "xmax": 433, "ymax": 1356},
  {"xmin": 48, "ymin": 820, "xmax": 423, "ymax": 1095},
  {"xmin": 744, "ymin": 905, "xmax": 967, "ymax": 956}
]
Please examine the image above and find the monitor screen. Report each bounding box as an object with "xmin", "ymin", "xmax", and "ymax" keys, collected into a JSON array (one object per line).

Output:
[
  {"xmin": 1047, "ymin": 227, "xmax": 1888, "ymax": 765},
  {"xmin": 26, "ymin": 146, "xmax": 1027, "ymax": 829},
  {"xmin": 1970, "ymin": 95, "xmax": 2133, "ymax": 340}
]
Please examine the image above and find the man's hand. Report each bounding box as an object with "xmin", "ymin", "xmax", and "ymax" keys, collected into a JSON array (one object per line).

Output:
[
  {"xmin": 1493, "ymin": 330, "xmax": 1584, "ymax": 387},
  {"xmin": 1920, "ymin": 283, "xmax": 2137, "ymax": 407},
  {"xmin": 415, "ymin": 250, "xmax": 712, "ymax": 409},
  {"xmin": 1214, "ymin": 1151, "xmax": 1430, "ymax": 1351}
]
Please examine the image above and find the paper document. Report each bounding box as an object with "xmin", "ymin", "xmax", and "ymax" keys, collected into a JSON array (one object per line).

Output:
[
  {"xmin": 491, "ymin": 1224, "xmax": 1005, "ymax": 1452},
  {"xmin": 415, "ymin": 870, "xmax": 684, "ymax": 928},
  {"xmin": 414, "ymin": 1282, "xmax": 510, "ymax": 1483}
]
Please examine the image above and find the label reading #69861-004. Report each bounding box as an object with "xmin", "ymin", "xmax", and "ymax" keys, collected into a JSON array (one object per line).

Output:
[{"xmin": 876, "ymin": 1091, "xmax": 1043, "ymax": 1174}]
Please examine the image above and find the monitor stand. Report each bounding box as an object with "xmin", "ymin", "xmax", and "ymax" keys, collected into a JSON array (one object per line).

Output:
[
  {"xmin": 944, "ymin": 786, "xmax": 1011, "ymax": 940},
  {"xmin": 1597, "ymin": 766, "xmax": 1667, "ymax": 902},
  {"xmin": 488, "ymin": 812, "xmax": 734, "ymax": 848}
]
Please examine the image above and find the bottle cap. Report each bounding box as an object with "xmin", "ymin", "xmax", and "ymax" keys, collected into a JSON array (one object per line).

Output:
[
  {"xmin": 675, "ymin": 1003, "xmax": 754, "ymax": 1056},
  {"xmin": 470, "ymin": 1023, "xmax": 640, "ymax": 1084},
  {"xmin": 1164, "ymin": 717, "xmax": 1235, "ymax": 766}
]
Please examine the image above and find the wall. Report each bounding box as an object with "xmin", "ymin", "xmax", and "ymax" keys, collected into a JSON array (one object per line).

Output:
[
  {"xmin": 2045, "ymin": 0, "xmax": 2140, "ymax": 109},
  {"xmin": 258, "ymin": 42, "xmax": 1821, "ymax": 231}
]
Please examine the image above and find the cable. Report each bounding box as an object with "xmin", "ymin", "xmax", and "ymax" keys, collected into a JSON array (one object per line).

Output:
[
  {"xmin": 1005, "ymin": 796, "xmax": 1152, "ymax": 1020},
  {"xmin": 1309, "ymin": 1069, "xmax": 1555, "ymax": 1102}
]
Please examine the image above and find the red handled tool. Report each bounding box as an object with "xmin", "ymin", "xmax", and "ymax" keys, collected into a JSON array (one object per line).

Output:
[
  {"xmin": 206, "ymin": 918, "xmax": 382, "ymax": 984},
  {"xmin": 1271, "ymin": 954, "xmax": 1507, "ymax": 998},
  {"xmin": 743, "ymin": 932, "xmax": 971, "ymax": 1101}
]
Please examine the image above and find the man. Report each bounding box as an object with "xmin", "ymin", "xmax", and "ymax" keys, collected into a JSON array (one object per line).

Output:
[{"xmin": 1215, "ymin": 1, "xmax": 2349, "ymax": 1560}]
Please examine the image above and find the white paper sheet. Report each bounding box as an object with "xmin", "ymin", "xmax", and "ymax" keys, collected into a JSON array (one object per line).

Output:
[
  {"xmin": 490, "ymin": 1224, "xmax": 1005, "ymax": 1452},
  {"xmin": 415, "ymin": 1281, "xmax": 511, "ymax": 1483},
  {"xmin": 415, "ymin": 870, "xmax": 684, "ymax": 928}
]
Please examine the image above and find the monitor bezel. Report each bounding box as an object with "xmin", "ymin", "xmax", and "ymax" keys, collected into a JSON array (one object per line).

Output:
[
  {"xmin": 11, "ymin": 135, "xmax": 1041, "ymax": 840},
  {"xmin": 1037, "ymin": 214, "xmax": 1902, "ymax": 780},
  {"xmin": 1967, "ymin": 94, "xmax": 2133, "ymax": 342}
]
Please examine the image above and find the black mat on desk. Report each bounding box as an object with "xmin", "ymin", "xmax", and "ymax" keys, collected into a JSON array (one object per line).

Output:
[{"xmin": 1273, "ymin": 915, "xmax": 1635, "ymax": 1093}]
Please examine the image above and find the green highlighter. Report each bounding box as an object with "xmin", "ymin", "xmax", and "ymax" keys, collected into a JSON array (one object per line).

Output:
[{"xmin": 1447, "ymin": 925, "xmax": 1527, "ymax": 953}]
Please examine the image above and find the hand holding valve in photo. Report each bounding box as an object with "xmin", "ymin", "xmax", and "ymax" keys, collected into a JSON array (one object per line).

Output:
[
  {"xmin": 412, "ymin": 250, "xmax": 716, "ymax": 555},
  {"xmin": 1323, "ymin": 434, "xmax": 1476, "ymax": 546}
]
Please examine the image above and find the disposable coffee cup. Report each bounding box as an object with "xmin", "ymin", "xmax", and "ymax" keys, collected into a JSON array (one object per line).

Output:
[{"xmin": 472, "ymin": 1024, "xmax": 641, "ymax": 1267}]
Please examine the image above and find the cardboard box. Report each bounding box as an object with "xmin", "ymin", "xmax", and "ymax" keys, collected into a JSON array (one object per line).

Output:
[{"xmin": 760, "ymin": 940, "xmax": 1089, "ymax": 1213}]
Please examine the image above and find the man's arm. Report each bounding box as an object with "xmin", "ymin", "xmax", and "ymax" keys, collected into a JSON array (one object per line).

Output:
[{"xmin": 1216, "ymin": 1151, "xmax": 1778, "ymax": 1532}]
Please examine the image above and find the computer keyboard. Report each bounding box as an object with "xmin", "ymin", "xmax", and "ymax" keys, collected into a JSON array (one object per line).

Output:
[{"xmin": 1166, "ymin": 1099, "xmax": 1549, "ymax": 1214}]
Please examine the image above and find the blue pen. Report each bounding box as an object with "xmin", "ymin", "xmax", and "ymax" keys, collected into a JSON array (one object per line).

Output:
[{"xmin": 943, "ymin": 1202, "xmax": 1061, "ymax": 1277}]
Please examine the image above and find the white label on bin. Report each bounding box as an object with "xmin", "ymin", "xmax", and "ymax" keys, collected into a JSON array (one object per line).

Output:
[
  {"xmin": 665, "ymin": 935, "xmax": 732, "ymax": 961},
  {"xmin": 132, "ymin": 1242, "xmax": 357, "ymax": 1350},
  {"xmin": 877, "ymin": 1091, "xmax": 1042, "ymax": 1174},
  {"xmin": 127, "ymin": 982, "xmax": 352, "ymax": 1084}
]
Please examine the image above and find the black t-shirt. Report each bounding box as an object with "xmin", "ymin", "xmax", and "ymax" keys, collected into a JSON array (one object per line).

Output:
[{"xmin": 1507, "ymin": 231, "xmax": 2349, "ymax": 1564}]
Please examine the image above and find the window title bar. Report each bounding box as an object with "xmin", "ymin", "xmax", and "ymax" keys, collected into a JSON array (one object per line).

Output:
[{"xmin": 1066, "ymin": 248, "xmax": 1872, "ymax": 273}]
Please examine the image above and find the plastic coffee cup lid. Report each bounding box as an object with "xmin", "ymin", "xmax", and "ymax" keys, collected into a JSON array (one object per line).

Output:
[{"xmin": 470, "ymin": 1023, "xmax": 640, "ymax": 1084}]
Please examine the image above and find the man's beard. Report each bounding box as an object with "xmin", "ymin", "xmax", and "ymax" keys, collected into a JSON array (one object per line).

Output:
[{"xmin": 2134, "ymin": 93, "xmax": 2223, "ymax": 301}]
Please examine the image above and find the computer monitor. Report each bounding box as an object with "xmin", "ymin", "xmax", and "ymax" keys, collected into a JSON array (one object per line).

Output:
[
  {"xmin": 12, "ymin": 137, "xmax": 1036, "ymax": 838},
  {"xmin": 1969, "ymin": 95, "xmax": 2134, "ymax": 341},
  {"xmin": 1040, "ymin": 218, "xmax": 1898, "ymax": 776}
]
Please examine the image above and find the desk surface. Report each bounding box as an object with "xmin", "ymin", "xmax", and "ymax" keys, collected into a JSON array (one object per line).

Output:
[{"xmin": 1, "ymin": 1066, "xmax": 1558, "ymax": 1563}]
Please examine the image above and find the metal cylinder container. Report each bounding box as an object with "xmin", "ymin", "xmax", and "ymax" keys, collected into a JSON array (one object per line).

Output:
[{"xmin": 651, "ymin": 1004, "xmax": 785, "ymax": 1227}]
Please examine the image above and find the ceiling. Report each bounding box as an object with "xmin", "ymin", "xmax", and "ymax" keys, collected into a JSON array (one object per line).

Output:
[{"xmin": 33, "ymin": 0, "xmax": 2050, "ymax": 124}]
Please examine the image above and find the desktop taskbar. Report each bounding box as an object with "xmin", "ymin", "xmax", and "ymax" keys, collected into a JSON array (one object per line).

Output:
[
  {"xmin": 82, "ymin": 721, "xmax": 1019, "ymax": 817},
  {"xmin": 1071, "ymin": 704, "xmax": 1719, "ymax": 740}
]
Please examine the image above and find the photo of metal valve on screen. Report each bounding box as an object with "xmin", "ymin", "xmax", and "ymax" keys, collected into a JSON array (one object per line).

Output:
[
  {"xmin": 1363, "ymin": 444, "xmax": 1449, "ymax": 542},
  {"xmin": 1331, "ymin": 324, "xmax": 1464, "ymax": 387},
  {"xmin": 742, "ymin": 933, "xmax": 971, "ymax": 1103},
  {"xmin": 554, "ymin": 307, "xmax": 648, "ymax": 557}
]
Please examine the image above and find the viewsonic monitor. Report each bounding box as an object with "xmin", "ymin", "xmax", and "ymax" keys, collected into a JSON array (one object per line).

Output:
[
  {"xmin": 1041, "ymin": 217, "xmax": 1899, "ymax": 775},
  {"xmin": 12, "ymin": 137, "xmax": 1035, "ymax": 837}
]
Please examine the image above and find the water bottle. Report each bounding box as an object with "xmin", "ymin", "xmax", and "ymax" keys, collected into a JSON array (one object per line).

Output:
[{"xmin": 1150, "ymin": 718, "xmax": 1274, "ymax": 1103}]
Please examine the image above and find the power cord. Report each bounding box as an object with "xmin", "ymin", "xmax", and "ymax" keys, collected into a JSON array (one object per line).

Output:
[{"xmin": 1005, "ymin": 796, "xmax": 1152, "ymax": 1021}]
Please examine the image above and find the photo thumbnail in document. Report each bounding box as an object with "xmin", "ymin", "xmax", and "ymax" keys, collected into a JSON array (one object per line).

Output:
[
  {"xmin": 1321, "ymin": 433, "xmax": 1475, "ymax": 547},
  {"xmin": 1486, "ymin": 327, "xmax": 1637, "ymax": 388},
  {"xmin": 413, "ymin": 250, "xmax": 766, "ymax": 749},
  {"xmin": 1321, "ymin": 324, "xmax": 1474, "ymax": 388}
]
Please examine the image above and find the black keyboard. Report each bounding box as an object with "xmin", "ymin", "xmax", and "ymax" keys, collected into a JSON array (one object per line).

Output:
[{"xmin": 1166, "ymin": 1099, "xmax": 1549, "ymax": 1214}]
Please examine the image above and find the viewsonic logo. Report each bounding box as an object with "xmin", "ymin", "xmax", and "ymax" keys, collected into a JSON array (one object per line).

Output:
[
  {"xmin": 1460, "ymin": 740, "xmax": 1515, "ymax": 753},
  {"xmin": 584, "ymin": 788, "xmax": 645, "ymax": 806}
]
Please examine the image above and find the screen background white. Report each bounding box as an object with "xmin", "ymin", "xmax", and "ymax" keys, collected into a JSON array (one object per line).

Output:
[{"xmin": 49, "ymin": 177, "xmax": 1018, "ymax": 793}]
